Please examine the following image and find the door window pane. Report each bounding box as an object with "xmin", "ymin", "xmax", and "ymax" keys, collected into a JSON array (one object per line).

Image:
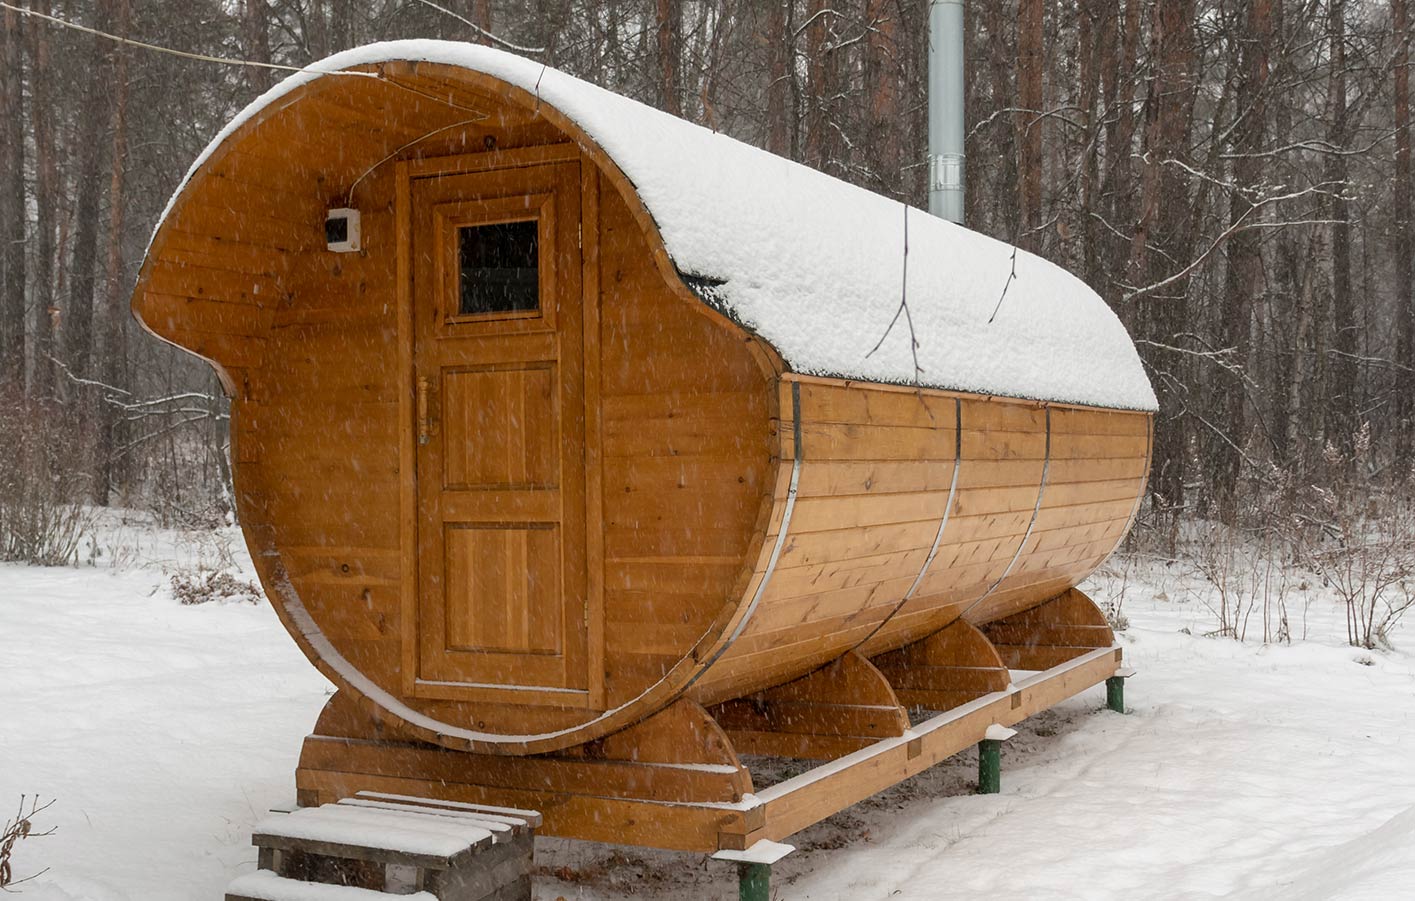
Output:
[{"xmin": 458, "ymin": 220, "xmax": 539, "ymax": 315}]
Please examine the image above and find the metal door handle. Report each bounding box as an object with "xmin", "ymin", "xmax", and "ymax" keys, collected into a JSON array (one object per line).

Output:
[{"xmin": 417, "ymin": 376, "xmax": 431, "ymax": 446}]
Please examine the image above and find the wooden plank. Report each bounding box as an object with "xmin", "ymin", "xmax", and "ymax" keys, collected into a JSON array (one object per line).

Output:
[
  {"xmin": 307, "ymin": 725, "xmax": 653, "ymax": 798},
  {"xmin": 144, "ymin": 260, "xmax": 285, "ymax": 306},
  {"xmin": 139, "ymin": 293, "xmax": 273, "ymax": 339},
  {"xmin": 871, "ymin": 619, "xmax": 1011, "ymax": 710},
  {"xmin": 720, "ymin": 646, "xmax": 1122, "ymax": 847},
  {"xmin": 795, "ymin": 382, "xmax": 960, "ymax": 429},
  {"xmin": 299, "ymin": 768, "xmax": 743, "ymax": 853}
]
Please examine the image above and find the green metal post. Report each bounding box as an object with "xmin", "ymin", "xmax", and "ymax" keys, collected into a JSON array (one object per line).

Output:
[
  {"xmin": 739, "ymin": 862, "xmax": 771, "ymax": 901},
  {"xmin": 977, "ymin": 738, "xmax": 1002, "ymax": 794},
  {"xmin": 1106, "ymin": 675, "xmax": 1126, "ymax": 714}
]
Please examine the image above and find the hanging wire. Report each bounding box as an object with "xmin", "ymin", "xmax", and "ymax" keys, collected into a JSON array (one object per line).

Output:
[
  {"xmin": 4, "ymin": 1, "xmax": 529, "ymax": 206},
  {"xmin": 409, "ymin": 0, "xmax": 545, "ymax": 55},
  {"xmin": 3, "ymin": 2, "xmax": 494, "ymax": 117},
  {"xmin": 345, "ymin": 117, "xmax": 488, "ymax": 204},
  {"xmin": 0, "ymin": 1, "xmax": 377, "ymax": 77}
]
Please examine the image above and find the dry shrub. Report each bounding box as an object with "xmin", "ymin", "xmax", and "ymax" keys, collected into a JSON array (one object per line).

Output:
[
  {"xmin": 1191, "ymin": 519, "xmax": 1295, "ymax": 644},
  {"xmin": 169, "ymin": 567, "xmax": 263, "ymax": 605},
  {"xmin": 1303, "ymin": 431, "xmax": 1415, "ymax": 649},
  {"xmin": 0, "ymin": 391, "xmax": 94, "ymax": 566},
  {"xmin": 1, "ymin": 796, "xmax": 55, "ymax": 890}
]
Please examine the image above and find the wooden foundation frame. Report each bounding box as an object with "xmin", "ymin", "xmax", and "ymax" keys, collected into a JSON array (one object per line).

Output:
[{"xmin": 296, "ymin": 591, "xmax": 1122, "ymax": 853}]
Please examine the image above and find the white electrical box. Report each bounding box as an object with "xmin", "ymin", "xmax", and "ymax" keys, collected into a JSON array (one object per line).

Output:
[{"xmin": 325, "ymin": 208, "xmax": 362, "ymax": 252}]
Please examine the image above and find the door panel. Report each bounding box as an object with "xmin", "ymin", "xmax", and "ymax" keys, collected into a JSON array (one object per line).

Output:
[
  {"xmin": 410, "ymin": 159, "xmax": 590, "ymax": 704},
  {"xmin": 441, "ymin": 364, "xmax": 558, "ymax": 490},
  {"xmin": 444, "ymin": 523, "xmax": 561, "ymax": 654}
]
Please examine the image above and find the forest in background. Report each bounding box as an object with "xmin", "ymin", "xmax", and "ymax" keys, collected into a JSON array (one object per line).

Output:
[{"xmin": 1, "ymin": 0, "xmax": 1413, "ymax": 561}]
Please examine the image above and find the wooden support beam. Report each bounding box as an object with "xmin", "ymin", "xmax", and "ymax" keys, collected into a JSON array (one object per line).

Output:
[
  {"xmin": 297, "ymin": 696, "xmax": 754, "ymax": 851},
  {"xmin": 299, "ymin": 648, "xmax": 1122, "ymax": 854},
  {"xmin": 871, "ymin": 618, "xmax": 1011, "ymax": 711},
  {"xmin": 979, "ymin": 587, "xmax": 1114, "ymax": 670},
  {"xmin": 708, "ymin": 651, "xmax": 909, "ymax": 759},
  {"xmin": 718, "ymin": 645, "xmax": 1123, "ymax": 850}
]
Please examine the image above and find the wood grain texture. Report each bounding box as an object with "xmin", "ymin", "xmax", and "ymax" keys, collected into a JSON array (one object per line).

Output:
[
  {"xmin": 710, "ymin": 651, "xmax": 908, "ymax": 759},
  {"xmin": 134, "ymin": 61, "xmax": 1150, "ymax": 758}
]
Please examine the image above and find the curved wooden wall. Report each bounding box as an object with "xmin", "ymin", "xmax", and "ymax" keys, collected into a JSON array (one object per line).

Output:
[
  {"xmin": 134, "ymin": 59, "xmax": 1152, "ymax": 755},
  {"xmin": 687, "ymin": 378, "xmax": 1150, "ymax": 706}
]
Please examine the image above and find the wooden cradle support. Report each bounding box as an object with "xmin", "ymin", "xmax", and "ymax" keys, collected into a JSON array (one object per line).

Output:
[
  {"xmin": 297, "ymin": 694, "xmax": 756, "ymax": 850},
  {"xmin": 871, "ymin": 619, "xmax": 1012, "ymax": 712},
  {"xmin": 980, "ymin": 587, "xmax": 1117, "ymax": 671},
  {"xmin": 295, "ymin": 594, "xmax": 1127, "ymax": 854},
  {"xmin": 708, "ymin": 650, "xmax": 909, "ymax": 760}
]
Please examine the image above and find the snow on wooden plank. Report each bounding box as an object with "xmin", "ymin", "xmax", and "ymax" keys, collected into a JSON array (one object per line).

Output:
[
  {"xmin": 336, "ymin": 798, "xmax": 522, "ymax": 841},
  {"xmin": 354, "ymin": 790, "xmax": 543, "ymax": 828},
  {"xmin": 226, "ymin": 870, "xmax": 436, "ymax": 901},
  {"xmin": 251, "ymin": 804, "xmax": 492, "ymax": 862}
]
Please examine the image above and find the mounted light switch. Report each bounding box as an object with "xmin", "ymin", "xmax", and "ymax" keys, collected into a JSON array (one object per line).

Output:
[{"xmin": 325, "ymin": 208, "xmax": 361, "ymax": 252}]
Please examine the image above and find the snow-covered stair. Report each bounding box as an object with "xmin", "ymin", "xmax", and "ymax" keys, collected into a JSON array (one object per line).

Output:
[
  {"xmin": 226, "ymin": 795, "xmax": 540, "ymax": 901},
  {"xmin": 227, "ymin": 871, "xmax": 437, "ymax": 901}
]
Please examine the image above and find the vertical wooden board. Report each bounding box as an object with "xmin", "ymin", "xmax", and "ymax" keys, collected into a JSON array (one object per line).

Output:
[
  {"xmin": 444, "ymin": 524, "xmax": 561, "ymax": 654},
  {"xmin": 441, "ymin": 365, "xmax": 558, "ymax": 488},
  {"xmin": 581, "ymin": 163, "xmax": 606, "ymax": 708}
]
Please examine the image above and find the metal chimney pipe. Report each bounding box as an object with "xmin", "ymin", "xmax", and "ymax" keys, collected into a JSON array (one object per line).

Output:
[{"xmin": 928, "ymin": 0, "xmax": 965, "ymax": 224}]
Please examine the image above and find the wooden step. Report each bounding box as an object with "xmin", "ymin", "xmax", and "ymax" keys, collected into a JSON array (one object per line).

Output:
[
  {"xmin": 251, "ymin": 803, "xmax": 495, "ymax": 869},
  {"xmin": 227, "ymin": 870, "xmax": 435, "ymax": 900},
  {"xmin": 238, "ymin": 799, "xmax": 537, "ymax": 900},
  {"xmin": 349, "ymin": 792, "xmax": 542, "ymax": 833}
]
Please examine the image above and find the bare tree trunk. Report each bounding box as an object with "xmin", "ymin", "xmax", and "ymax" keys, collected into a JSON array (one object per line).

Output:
[
  {"xmin": 1131, "ymin": 0, "xmax": 1198, "ymax": 534},
  {"xmin": 243, "ymin": 0, "xmax": 273, "ymax": 95},
  {"xmin": 1101, "ymin": 0, "xmax": 1143, "ymax": 314},
  {"xmin": 655, "ymin": 0, "xmax": 682, "ymax": 117},
  {"xmin": 27, "ymin": 0, "xmax": 59, "ymax": 398},
  {"xmin": 1016, "ymin": 0, "xmax": 1044, "ymax": 251},
  {"xmin": 61, "ymin": 1, "xmax": 111, "ymax": 386},
  {"xmin": 864, "ymin": 0, "xmax": 902, "ymax": 196},
  {"xmin": 1326, "ymin": 0, "xmax": 1357, "ymax": 447},
  {"xmin": 1079, "ymin": 0, "xmax": 1110, "ymax": 290},
  {"xmin": 764, "ymin": 0, "xmax": 789, "ymax": 156},
  {"xmin": 330, "ymin": 0, "xmax": 355, "ymax": 50},
  {"xmin": 471, "ymin": 0, "xmax": 492, "ymax": 44},
  {"xmin": 964, "ymin": 0, "xmax": 983, "ymax": 224},
  {"xmin": 1288, "ymin": 231, "xmax": 1321, "ymax": 459},
  {"xmin": 1394, "ymin": 0, "xmax": 1414, "ymax": 453},
  {"xmin": 0, "ymin": 6, "xmax": 24, "ymax": 391},
  {"xmin": 803, "ymin": 0, "xmax": 834, "ymax": 172},
  {"xmin": 96, "ymin": 0, "xmax": 131, "ymax": 506},
  {"xmin": 307, "ymin": 0, "xmax": 330, "ymax": 60},
  {"xmin": 1214, "ymin": 0, "xmax": 1273, "ymax": 519},
  {"xmin": 983, "ymin": 0, "xmax": 1019, "ymax": 238},
  {"xmin": 697, "ymin": 2, "xmax": 734, "ymax": 131},
  {"xmin": 1266, "ymin": 0, "xmax": 1298, "ymax": 463}
]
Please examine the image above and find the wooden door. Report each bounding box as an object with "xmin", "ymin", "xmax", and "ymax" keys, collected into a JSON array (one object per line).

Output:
[{"xmin": 409, "ymin": 156, "xmax": 591, "ymax": 706}]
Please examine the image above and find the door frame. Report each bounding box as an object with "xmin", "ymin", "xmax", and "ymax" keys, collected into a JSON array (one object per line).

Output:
[{"xmin": 396, "ymin": 144, "xmax": 605, "ymax": 710}]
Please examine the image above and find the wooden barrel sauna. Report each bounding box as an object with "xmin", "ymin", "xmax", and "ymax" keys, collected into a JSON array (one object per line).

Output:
[{"xmin": 132, "ymin": 42, "xmax": 1156, "ymax": 759}]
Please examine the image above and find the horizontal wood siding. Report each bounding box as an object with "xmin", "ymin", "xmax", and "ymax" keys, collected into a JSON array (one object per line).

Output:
[
  {"xmin": 595, "ymin": 175, "xmax": 774, "ymax": 709},
  {"xmin": 692, "ymin": 379, "xmax": 1151, "ymax": 704}
]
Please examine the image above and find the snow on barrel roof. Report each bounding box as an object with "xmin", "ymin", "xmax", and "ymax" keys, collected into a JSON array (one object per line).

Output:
[{"xmin": 155, "ymin": 40, "xmax": 1157, "ymax": 412}]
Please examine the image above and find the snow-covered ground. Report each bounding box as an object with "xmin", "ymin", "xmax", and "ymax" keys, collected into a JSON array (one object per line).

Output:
[{"xmin": 2, "ymin": 516, "xmax": 1412, "ymax": 899}]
